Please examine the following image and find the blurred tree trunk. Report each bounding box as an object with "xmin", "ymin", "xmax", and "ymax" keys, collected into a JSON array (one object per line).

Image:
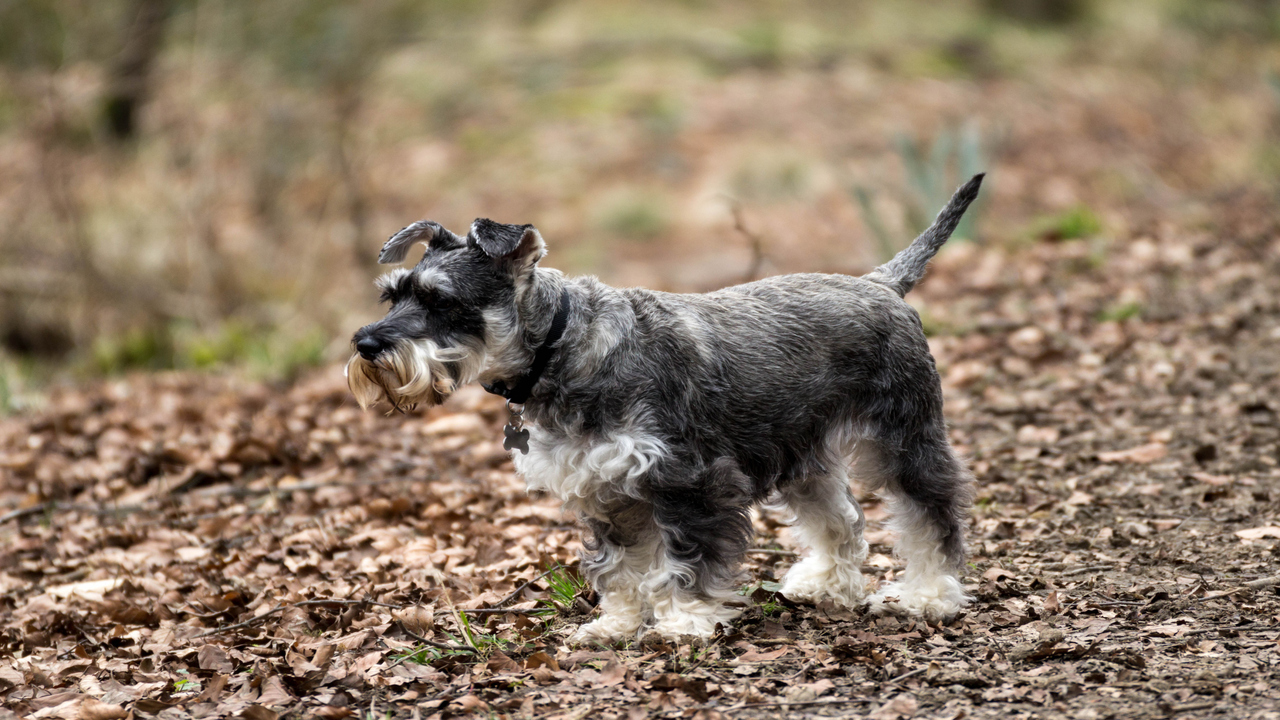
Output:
[
  {"xmin": 333, "ymin": 89, "xmax": 376, "ymax": 272},
  {"xmin": 984, "ymin": 0, "xmax": 1088, "ymax": 25},
  {"xmin": 103, "ymin": 0, "xmax": 170, "ymax": 141}
]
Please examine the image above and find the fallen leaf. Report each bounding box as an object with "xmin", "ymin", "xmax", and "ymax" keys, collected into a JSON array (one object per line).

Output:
[
  {"xmin": 1235, "ymin": 527, "xmax": 1280, "ymax": 540},
  {"xmin": 525, "ymin": 651, "xmax": 559, "ymax": 671},
  {"xmin": 735, "ymin": 647, "xmax": 791, "ymax": 663},
  {"xmin": 79, "ymin": 699, "xmax": 126, "ymax": 720},
  {"xmin": 870, "ymin": 694, "xmax": 918, "ymax": 720},
  {"xmin": 982, "ymin": 567, "xmax": 1016, "ymax": 582},
  {"xmin": 1098, "ymin": 443, "xmax": 1167, "ymax": 464},
  {"xmin": 47, "ymin": 579, "xmax": 124, "ymax": 602},
  {"xmin": 198, "ymin": 645, "xmax": 234, "ymax": 674},
  {"xmin": 240, "ymin": 706, "xmax": 278, "ymax": 720}
]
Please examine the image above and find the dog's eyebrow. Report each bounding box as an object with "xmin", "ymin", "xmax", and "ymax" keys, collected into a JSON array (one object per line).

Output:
[
  {"xmin": 416, "ymin": 266, "xmax": 455, "ymax": 295},
  {"xmin": 374, "ymin": 268, "xmax": 411, "ymax": 295}
]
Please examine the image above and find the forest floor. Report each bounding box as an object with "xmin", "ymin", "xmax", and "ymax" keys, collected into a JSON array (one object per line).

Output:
[{"xmin": 3, "ymin": 181, "xmax": 1280, "ymax": 720}]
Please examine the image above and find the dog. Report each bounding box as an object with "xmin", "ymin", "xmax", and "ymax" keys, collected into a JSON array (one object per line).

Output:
[{"xmin": 347, "ymin": 175, "xmax": 983, "ymax": 642}]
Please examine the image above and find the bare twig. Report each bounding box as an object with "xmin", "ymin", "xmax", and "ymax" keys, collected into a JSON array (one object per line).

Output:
[
  {"xmin": 746, "ymin": 547, "xmax": 797, "ymax": 557},
  {"xmin": 192, "ymin": 598, "xmax": 401, "ymax": 638},
  {"xmin": 496, "ymin": 567, "xmax": 558, "ymax": 607},
  {"xmin": 192, "ymin": 605, "xmax": 287, "ymax": 638},
  {"xmin": 1167, "ymin": 702, "xmax": 1218, "ymax": 714},
  {"xmin": 1194, "ymin": 574, "xmax": 1280, "ymax": 603},
  {"xmin": 888, "ymin": 667, "xmax": 927, "ymax": 684},
  {"xmin": 726, "ymin": 198, "xmax": 767, "ymax": 283},
  {"xmin": 1184, "ymin": 624, "xmax": 1266, "ymax": 637},
  {"xmin": 429, "ymin": 567, "xmax": 563, "ymax": 618},
  {"xmin": 0, "ymin": 504, "xmax": 49, "ymax": 525},
  {"xmin": 723, "ymin": 697, "xmax": 874, "ymax": 711},
  {"xmin": 440, "ymin": 607, "xmax": 549, "ymax": 616},
  {"xmin": 1057, "ymin": 564, "xmax": 1116, "ymax": 578},
  {"xmin": 393, "ymin": 621, "xmax": 476, "ymax": 658}
]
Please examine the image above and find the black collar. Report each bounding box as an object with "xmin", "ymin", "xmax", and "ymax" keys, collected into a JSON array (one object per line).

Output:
[{"xmin": 482, "ymin": 289, "xmax": 571, "ymax": 405}]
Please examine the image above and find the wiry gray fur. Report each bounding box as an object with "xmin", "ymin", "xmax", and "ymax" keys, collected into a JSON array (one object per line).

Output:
[
  {"xmin": 865, "ymin": 173, "xmax": 984, "ymax": 296},
  {"xmin": 349, "ymin": 175, "xmax": 984, "ymax": 641}
]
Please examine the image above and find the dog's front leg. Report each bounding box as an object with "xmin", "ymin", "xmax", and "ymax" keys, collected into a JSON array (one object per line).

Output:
[
  {"xmin": 571, "ymin": 510, "xmax": 655, "ymax": 645},
  {"xmin": 643, "ymin": 459, "xmax": 754, "ymax": 640}
]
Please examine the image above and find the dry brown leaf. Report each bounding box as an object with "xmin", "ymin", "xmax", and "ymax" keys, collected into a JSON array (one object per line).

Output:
[
  {"xmin": 78, "ymin": 699, "xmax": 126, "ymax": 720},
  {"xmin": 525, "ymin": 651, "xmax": 559, "ymax": 671},
  {"xmin": 1098, "ymin": 443, "xmax": 1167, "ymax": 464},
  {"xmin": 198, "ymin": 645, "xmax": 234, "ymax": 674},
  {"xmin": 240, "ymin": 705, "xmax": 279, "ymax": 720},
  {"xmin": 870, "ymin": 694, "xmax": 919, "ymax": 720},
  {"xmin": 1235, "ymin": 527, "xmax": 1280, "ymax": 540},
  {"xmin": 735, "ymin": 647, "xmax": 791, "ymax": 663},
  {"xmin": 982, "ymin": 567, "xmax": 1016, "ymax": 582}
]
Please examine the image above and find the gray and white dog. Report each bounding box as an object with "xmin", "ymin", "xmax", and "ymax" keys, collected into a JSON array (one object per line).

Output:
[{"xmin": 347, "ymin": 175, "xmax": 983, "ymax": 642}]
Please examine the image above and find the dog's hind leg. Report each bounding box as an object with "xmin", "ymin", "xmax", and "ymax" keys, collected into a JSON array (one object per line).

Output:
[
  {"xmin": 571, "ymin": 505, "xmax": 656, "ymax": 645},
  {"xmin": 645, "ymin": 459, "xmax": 753, "ymax": 639},
  {"xmin": 778, "ymin": 465, "xmax": 869, "ymax": 608},
  {"xmin": 866, "ymin": 421, "xmax": 972, "ymax": 622}
]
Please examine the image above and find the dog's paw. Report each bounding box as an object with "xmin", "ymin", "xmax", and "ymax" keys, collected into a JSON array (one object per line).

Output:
[
  {"xmin": 780, "ymin": 556, "xmax": 867, "ymax": 608},
  {"xmin": 649, "ymin": 614, "xmax": 720, "ymax": 640},
  {"xmin": 866, "ymin": 576, "xmax": 969, "ymax": 622},
  {"xmin": 648, "ymin": 598, "xmax": 738, "ymax": 640},
  {"xmin": 567, "ymin": 614, "xmax": 642, "ymax": 646}
]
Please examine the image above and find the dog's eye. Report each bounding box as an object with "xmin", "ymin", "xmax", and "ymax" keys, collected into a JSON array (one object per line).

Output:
[{"xmin": 414, "ymin": 285, "xmax": 456, "ymax": 311}]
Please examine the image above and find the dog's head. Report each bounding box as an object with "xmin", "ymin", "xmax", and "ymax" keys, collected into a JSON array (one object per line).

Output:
[{"xmin": 346, "ymin": 218, "xmax": 547, "ymax": 411}]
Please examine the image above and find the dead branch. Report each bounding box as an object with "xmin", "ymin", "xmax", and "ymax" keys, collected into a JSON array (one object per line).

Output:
[
  {"xmin": 192, "ymin": 598, "xmax": 402, "ymax": 639},
  {"xmin": 496, "ymin": 567, "xmax": 558, "ymax": 607},
  {"xmin": 1194, "ymin": 574, "xmax": 1280, "ymax": 603},
  {"xmin": 1057, "ymin": 564, "xmax": 1116, "ymax": 578},
  {"xmin": 394, "ymin": 621, "xmax": 476, "ymax": 656},
  {"xmin": 726, "ymin": 198, "xmax": 767, "ymax": 283}
]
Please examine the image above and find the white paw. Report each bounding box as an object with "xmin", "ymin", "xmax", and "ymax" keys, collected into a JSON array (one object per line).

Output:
[
  {"xmin": 866, "ymin": 576, "xmax": 969, "ymax": 622},
  {"xmin": 649, "ymin": 598, "xmax": 740, "ymax": 640},
  {"xmin": 568, "ymin": 612, "xmax": 643, "ymax": 645},
  {"xmin": 781, "ymin": 556, "xmax": 867, "ymax": 608}
]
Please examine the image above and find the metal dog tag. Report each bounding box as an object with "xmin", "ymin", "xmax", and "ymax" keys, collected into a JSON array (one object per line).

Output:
[{"xmin": 503, "ymin": 423, "xmax": 530, "ymax": 454}]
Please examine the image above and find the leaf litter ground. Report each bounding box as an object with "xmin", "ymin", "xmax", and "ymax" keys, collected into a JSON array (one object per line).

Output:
[{"xmin": 4, "ymin": 205, "xmax": 1280, "ymax": 720}]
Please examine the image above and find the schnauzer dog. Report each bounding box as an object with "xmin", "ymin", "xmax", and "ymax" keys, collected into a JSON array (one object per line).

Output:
[{"xmin": 348, "ymin": 175, "xmax": 983, "ymax": 642}]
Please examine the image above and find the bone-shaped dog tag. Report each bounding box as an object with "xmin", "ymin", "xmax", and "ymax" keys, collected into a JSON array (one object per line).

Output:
[{"xmin": 503, "ymin": 423, "xmax": 530, "ymax": 454}]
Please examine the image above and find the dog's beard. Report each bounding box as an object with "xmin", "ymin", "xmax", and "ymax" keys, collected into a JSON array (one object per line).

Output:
[{"xmin": 345, "ymin": 339, "xmax": 482, "ymax": 412}]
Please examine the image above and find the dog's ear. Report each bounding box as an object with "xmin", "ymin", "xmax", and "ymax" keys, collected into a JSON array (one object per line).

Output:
[
  {"xmin": 379, "ymin": 221, "xmax": 463, "ymax": 264},
  {"xmin": 468, "ymin": 218, "xmax": 546, "ymax": 269}
]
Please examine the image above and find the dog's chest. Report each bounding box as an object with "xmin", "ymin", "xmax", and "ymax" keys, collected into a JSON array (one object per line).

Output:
[{"xmin": 511, "ymin": 424, "xmax": 668, "ymax": 517}]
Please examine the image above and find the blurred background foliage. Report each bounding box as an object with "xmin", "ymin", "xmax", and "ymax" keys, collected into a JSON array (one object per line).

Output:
[{"xmin": 1, "ymin": 0, "xmax": 1279, "ymax": 405}]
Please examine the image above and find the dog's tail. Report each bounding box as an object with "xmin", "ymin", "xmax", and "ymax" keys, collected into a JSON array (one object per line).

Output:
[{"xmin": 863, "ymin": 173, "xmax": 984, "ymax": 297}]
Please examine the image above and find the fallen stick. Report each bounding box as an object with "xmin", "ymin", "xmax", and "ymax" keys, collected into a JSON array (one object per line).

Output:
[
  {"xmin": 440, "ymin": 607, "xmax": 549, "ymax": 616},
  {"xmin": 1058, "ymin": 564, "xmax": 1116, "ymax": 578},
  {"xmin": 495, "ymin": 567, "xmax": 558, "ymax": 607},
  {"xmin": 0, "ymin": 504, "xmax": 48, "ymax": 525},
  {"xmin": 192, "ymin": 598, "xmax": 402, "ymax": 638},
  {"xmin": 394, "ymin": 621, "xmax": 476, "ymax": 657},
  {"xmin": 888, "ymin": 667, "xmax": 927, "ymax": 684},
  {"xmin": 1196, "ymin": 574, "xmax": 1280, "ymax": 603}
]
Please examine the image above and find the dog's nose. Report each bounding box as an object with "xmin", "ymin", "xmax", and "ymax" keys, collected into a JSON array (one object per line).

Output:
[{"xmin": 355, "ymin": 336, "xmax": 385, "ymax": 360}]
